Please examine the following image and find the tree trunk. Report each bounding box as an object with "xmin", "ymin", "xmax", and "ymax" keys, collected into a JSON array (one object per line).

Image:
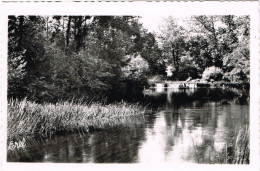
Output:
[{"xmin": 66, "ymin": 16, "xmax": 71, "ymax": 47}]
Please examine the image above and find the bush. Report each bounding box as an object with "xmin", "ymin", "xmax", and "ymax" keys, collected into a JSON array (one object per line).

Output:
[
  {"xmin": 122, "ymin": 55, "xmax": 149, "ymax": 82},
  {"xmin": 223, "ymin": 68, "xmax": 248, "ymax": 83},
  {"xmin": 202, "ymin": 66, "xmax": 223, "ymax": 81}
]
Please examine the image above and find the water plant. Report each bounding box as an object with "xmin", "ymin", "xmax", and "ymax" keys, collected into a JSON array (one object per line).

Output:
[
  {"xmin": 8, "ymin": 98, "xmax": 146, "ymax": 139},
  {"xmin": 215, "ymin": 125, "xmax": 249, "ymax": 164},
  {"xmin": 232, "ymin": 125, "xmax": 250, "ymax": 164},
  {"xmin": 192, "ymin": 125, "xmax": 249, "ymax": 164}
]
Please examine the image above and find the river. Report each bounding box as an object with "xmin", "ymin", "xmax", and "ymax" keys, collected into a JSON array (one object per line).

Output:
[{"xmin": 7, "ymin": 88, "xmax": 249, "ymax": 163}]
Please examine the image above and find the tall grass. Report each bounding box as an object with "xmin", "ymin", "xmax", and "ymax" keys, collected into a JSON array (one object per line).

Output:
[
  {"xmin": 8, "ymin": 98, "xmax": 146, "ymax": 139},
  {"xmin": 193, "ymin": 125, "xmax": 250, "ymax": 164},
  {"xmin": 215, "ymin": 125, "xmax": 250, "ymax": 164},
  {"xmin": 232, "ymin": 125, "xmax": 250, "ymax": 164}
]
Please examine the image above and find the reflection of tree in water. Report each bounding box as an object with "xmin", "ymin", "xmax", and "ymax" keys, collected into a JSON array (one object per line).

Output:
[
  {"xmin": 7, "ymin": 136, "xmax": 48, "ymax": 162},
  {"xmin": 91, "ymin": 128, "xmax": 146, "ymax": 163},
  {"xmin": 164, "ymin": 111, "xmax": 183, "ymax": 156},
  {"xmin": 159, "ymin": 88, "xmax": 245, "ymax": 163},
  {"xmin": 144, "ymin": 111, "xmax": 158, "ymax": 129},
  {"xmin": 165, "ymin": 88, "xmax": 241, "ymax": 108},
  {"xmin": 164, "ymin": 99, "xmax": 249, "ymax": 163},
  {"xmin": 141, "ymin": 97, "xmax": 249, "ymax": 163},
  {"xmin": 8, "ymin": 126, "xmax": 147, "ymax": 163},
  {"xmin": 180, "ymin": 102, "xmax": 221, "ymax": 163}
]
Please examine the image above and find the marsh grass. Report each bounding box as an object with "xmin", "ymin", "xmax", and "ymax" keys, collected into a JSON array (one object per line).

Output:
[
  {"xmin": 232, "ymin": 125, "xmax": 250, "ymax": 164},
  {"xmin": 8, "ymin": 98, "xmax": 146, "ymax": 140},
  {"xmin": 216, "ymin": 125, "xmax": 249, "ymax": 164},
  {"xmin": 192, "ymin": 125, "xmax": 249, "ymax": 164}
]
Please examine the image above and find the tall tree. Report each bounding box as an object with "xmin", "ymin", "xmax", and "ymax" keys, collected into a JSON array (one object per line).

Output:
[
  {"xmin": 222, "ymin": 16, "xmax": 250, "ymax": 82},
  {"xmin": 158, "ymin": 17, "xmax": 189, "ymax": 79}
]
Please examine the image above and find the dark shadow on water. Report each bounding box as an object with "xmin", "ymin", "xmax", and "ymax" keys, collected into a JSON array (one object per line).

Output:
[{"xmin": 7, "ymin": 127, "xmax": 147, "ymax": 163}]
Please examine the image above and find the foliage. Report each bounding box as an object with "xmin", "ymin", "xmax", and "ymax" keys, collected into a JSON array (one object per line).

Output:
[
  {"xmin": 158, "ymin": 15, "xmax": 249, "ymax": 82},
  {"xmin": 222, "ymin": 16, "xmax": 250, "ymax": 82},
  {"xmin": 158, "ymin": 17, "xmax": 188, "ymax": 76},
  {"xmin": 122, "ymin": 55, "xmax": 149, "ymax": 81},
  {"xmin": 147, "ymin": 75, "xmax": 165, "ymax": 85},
  {"xmin": 8, "ymin": 15, "xmax": 250, "ymax": 102},
  {"xmin": 202, "ymin": 66, "xmax": 223, "ymax": 81},
  {"xmin": 8, "ymin": 16, "xmax": 155, "ymax": 102},
  {"xmin": 140, "ymin": 32, "xmax": 166, "ymax": 75},
  {"xmin": 8, "ymin": 50, "xmax": 27, "ymax": 98}
]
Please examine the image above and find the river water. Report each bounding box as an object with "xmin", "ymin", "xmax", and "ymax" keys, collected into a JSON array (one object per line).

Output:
[{"xmin": 7, "ymin": 88, "xmax": 249, "ymax": 163}]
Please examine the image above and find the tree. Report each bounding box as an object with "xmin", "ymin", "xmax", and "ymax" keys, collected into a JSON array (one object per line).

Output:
[
  {"xmin": 187, "ymin": 15, "xmax": 249, "ymax": 82},
  {"xmin": 187, "ymin": 35, "xmax": 212, "ymax": 72},
  {"xmin": 122, "ymin": 55, "xmax": 149, "ymax": 81},
  {"xmin": 140, "ymin": 32, "xmax": 165, "ymax": 76},
  {"xmin": 158, "ymin": 17, "xmax": 188, "ymax": 74},
  {"xmin": 222, "ymin": 16, "xmax": 250, "ymax": 82},
  {"xmin": 192, "ymin": 16, "xmax": 225, "ymax": 67},
  {"xmin": 8, "ymin": 15, "xmax": 159, "ymax": 101},
  {"xmin": 8, "ymin": 16, "xmax": 47, "ymax": 99}
]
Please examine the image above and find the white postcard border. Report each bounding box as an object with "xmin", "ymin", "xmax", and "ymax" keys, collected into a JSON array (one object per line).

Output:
[{"xmin": 0, "ymin": 1, "xmax": 259, "ymax": 171}]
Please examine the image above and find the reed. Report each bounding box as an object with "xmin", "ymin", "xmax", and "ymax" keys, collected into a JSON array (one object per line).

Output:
[
  {"xmin": 192, "ymin": 125, "xmax": 249, "ymax": 164},
  {"xmin": 231, "ymin": 125, "xmax": 250, "ymax": 164},
  {"xmin": 8, "ymin": 98, "xmax": 145, "ymax": 139},
  {"xmin": 217, "ymin": 125, "xmax": 250, "ymax": 164}
]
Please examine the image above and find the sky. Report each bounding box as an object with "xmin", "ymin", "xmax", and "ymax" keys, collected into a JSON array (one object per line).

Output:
[
  {"xmin": 139, "ymin": 15, "xmax": 189, "ymax": 33},
  {"xmin": 139, "ymin": 15, "xmax": 164, "ymax": 33}
]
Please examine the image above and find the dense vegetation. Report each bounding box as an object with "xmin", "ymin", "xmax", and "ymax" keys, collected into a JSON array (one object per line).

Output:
[
  {"xmin": 8, "ymin": 98, "xmax": 145, "ymax": 139},
  {"xmin": 8, "ymin": 15, "xmax": 249, "ymax": 102},
  {"xmin": 158, "ymin": 16, "xmax": 250, "ymax": 82}
]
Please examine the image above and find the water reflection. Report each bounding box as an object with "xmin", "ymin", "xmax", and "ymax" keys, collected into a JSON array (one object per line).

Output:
[
  {"xmin": 8, "ymin": 127, "xmax": 150, "ymax": 163},
  {"xmin": 137, "ymin": 88, "xmax": 249, "ymax": 163},
  {"xmin": 8, "ymin": 88, "xmax": 249, "ymax": 163}
]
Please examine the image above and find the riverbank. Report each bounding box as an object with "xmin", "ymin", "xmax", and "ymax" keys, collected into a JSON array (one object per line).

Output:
[{"xmin": 8, "ymin": 98, "xmax": 146, "ymax": 140}]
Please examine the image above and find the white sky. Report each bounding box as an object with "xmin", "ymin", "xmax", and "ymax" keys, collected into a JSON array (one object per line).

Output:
[
  {"xmin": 139, "ymin": 15, "xmax": 164, "ymax": 33},
  {"xmin": 139, "ymin": 15, "xmax": 189, "ymax": 33}
]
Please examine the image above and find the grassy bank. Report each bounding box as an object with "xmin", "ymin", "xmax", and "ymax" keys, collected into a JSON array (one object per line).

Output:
[{"xmin": 8, "ymin": 98, "xmax": 146, "ymax": 139}]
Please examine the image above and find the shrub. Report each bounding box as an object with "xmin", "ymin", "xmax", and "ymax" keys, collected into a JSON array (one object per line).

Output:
[
  {"xmin": 223, "ymin": 68, "xmax": 248, "ymax": 83},
  {"xmin": 202, "ymin": 66, "xmax": 223, "ymax": 81},
  {"xmin": 122, "ymin": 55, "xmax": 149, "ymax": 82}
]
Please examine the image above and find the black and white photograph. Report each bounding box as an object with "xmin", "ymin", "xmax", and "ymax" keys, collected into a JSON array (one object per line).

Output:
[{"xmin": 0, "ymin": 1, "xmax": 259, "ymax": 171}]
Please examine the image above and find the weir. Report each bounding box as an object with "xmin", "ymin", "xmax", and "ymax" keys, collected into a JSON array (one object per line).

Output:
[
  {"xmin": 147, "ymin": 81, "xmax": 248, "ymax": 95},
  {"xmin": 151, "ymin": 81, "xmax": 204, "ymax": 90}
]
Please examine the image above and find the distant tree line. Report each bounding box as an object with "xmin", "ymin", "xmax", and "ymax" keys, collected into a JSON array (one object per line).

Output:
[
  {"xmin": 8, "ymin": 15, "xmax": 249, "ymax": 102},
  {"xmin": 158, "ymin": 15, "xmax": 250, "ymax": 82}
]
